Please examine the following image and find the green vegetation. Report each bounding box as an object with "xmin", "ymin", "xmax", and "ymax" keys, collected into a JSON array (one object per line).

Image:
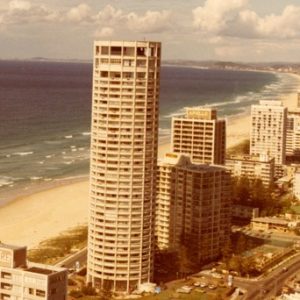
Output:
[
  {"xmin": 232, "ymin": 176, "xmax": 292, "ymax": 216},
  {"xmin": 28, "ymin": 225, "xmax": 88, "ymax": 264},
  {"xmin": 140, "ymin": 291, "xmax": 214, "ymax": 300},
  {"xmin": 290, "ymin": 205, "xmax": 300, "ymax": 214},
  {"xmin": 227, "ymin": 139, "xmax": 250, "ymax": 155},
  {"xmin": 154, "ymin": 245, "xmax": 201, "ymax": 284},
  {"xmin": 221, "ymin": 232, "xmax": 263, "ymax": 277}
]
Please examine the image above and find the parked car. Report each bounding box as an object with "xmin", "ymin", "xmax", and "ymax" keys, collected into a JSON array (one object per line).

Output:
[{"xmin": 208, "ymin": 284, "xmax": 217, "ymax": 290}]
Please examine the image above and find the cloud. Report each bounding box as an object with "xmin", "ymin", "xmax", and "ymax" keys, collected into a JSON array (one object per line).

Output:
[
  {"xmin": 9, "ymin": 0, "xmax": 31, "ymax": 10},
  {"xmin": 193, "ymin": 0, "xmax": 248, "ymax": 32},
  {"xmin": 193, "ymin": 0, "xmax": 300, "ymax": 40},
  {"xmin": 0, "ymin": 2, "xmax": 174, "ymax": 35},
  {"xmin": 0, "ymin": 0, "xmax": 59, "ymax": 25},
  {"xmin": 92, "ymin": 5, "xmax": 173, "ymax": 34},
  {"xmin": 93, "ymin": 5, "xmax": 123, "ymax": 26},
  {"xmin": 127, "ymin": 10, "xmax": 173, "ymax": 33},
  {"xmin": 255, "ymin": 5, "xmax": 300, "ymax": 39},
  {"xmin": 94, "ymin": 27, "xmax": 114, "ymax": 38},
  {"xmin": 66, "ymin": 3, "xmax": 91, "ymax": 23}
]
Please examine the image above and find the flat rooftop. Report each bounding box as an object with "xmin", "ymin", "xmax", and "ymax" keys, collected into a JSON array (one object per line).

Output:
[
  {"xmin": 159, "ymin": 153, "xmax": 227, "ymax": 172},
  {"xmin": 26, "ymin": 267, "xmax": 55, "ymax": 275},
  {"xmin": 226, "ymin": 154, "xmax": 274, "ymax": 163},
  {"xmin": 0, "ymin": 243, "xmax": 26, "ymax": 251},
  {"xmin": 252, "ymin": 217, "xmax": 288, "ymax": 225}
]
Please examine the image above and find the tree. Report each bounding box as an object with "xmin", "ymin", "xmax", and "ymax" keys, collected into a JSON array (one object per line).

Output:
[
  {"xmin": 228, "ymin": 255, "xmax": 242, "ymax": 274},
  {"xmin": 99, "ymin": 280, "xmax": 112, "ymax": 300},
  {"xmin": 232, "ymin": 176, "xmax": 251, "ymax": 205},
  {"xmin": 235, "ymin": 234, "xmax": 247, "ymax": 255},
  {"xmin": 221, "ymin": 238, "xmax": 233, "ymax": 264},
  {"xmin": 178, "ymin": 244, "xmax": 195, "ymax": 276},
  {"xmin": 241, "ymin": 256, "xmax": 256, "ymax": 276}
]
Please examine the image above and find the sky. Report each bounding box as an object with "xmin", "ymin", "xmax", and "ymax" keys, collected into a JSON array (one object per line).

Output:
[{"xmin": 1, "ymin": 0, "xmax": 300, "ymax": 62}]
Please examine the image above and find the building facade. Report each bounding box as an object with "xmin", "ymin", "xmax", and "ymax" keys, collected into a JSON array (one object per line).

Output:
[
  {"xmin": 293, "ymin": 170, "xmax": 300, "ymax": 200},
  {"xmin": 155, "ymin": 153, "xmax": 231, "ymax": 263},
  {"xmin": 87, "ymin": 41, "xmax": 161, "ymax": 293},
  {"xmin": 286, "ymin": 109, "xmax": 300, "ymax": 157},
  {"xmin": 0, "ymin": 244, "xmax": 67, "ymax": 300},
  {"xmin": 171, "ymin": 107, "xmax": 226, "ymax": 165},
  {"xmin": 225, "ymin": 154, "xmax": 275, "ymax": 187},
  {"xmin": 251, "ymin": 217, "xmax": 299, "ymax": 233},
  {"xmin": 231, "ymin": 205, "xmax": 259, "ymax": 219},
  {"xmin": 250, "ymin": 100, "xmax": 287, "ymax": 169}
]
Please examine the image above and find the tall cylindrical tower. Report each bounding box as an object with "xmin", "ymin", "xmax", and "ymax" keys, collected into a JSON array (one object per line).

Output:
[{"xmin": 87, "ymin": 41, "xmax": 161, "ymax": 293}]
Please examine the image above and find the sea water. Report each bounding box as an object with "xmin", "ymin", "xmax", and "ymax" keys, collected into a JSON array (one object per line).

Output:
[{"xmin": 0, "ymin": 60, "xmax": 299, "ymax": 203}]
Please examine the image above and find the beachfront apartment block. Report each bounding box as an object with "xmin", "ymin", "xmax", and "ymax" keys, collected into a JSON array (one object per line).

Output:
[
  {"xmin": 87, "ymin": 41, "xmax": 161, "ymax": 293},
  {"xmin": 171, "ymin": 107, "xmax": 226, "ymax": 165},
  {"xmin": 0, "ymin": 243, "xmax": 67, "ymax": 300},
  {"xmin": 155, "ymin": 153, "xmax": 231, "ymax": 262},
  {"xmin": 225, "ymin": 154, "xmax": 275, "ymax": 187},
  {"xmin": 286, "ymin": 108, "xmax": 300, "ymax": 157},
  {"xmin": 250, "ymin": 100, "xmax": 287, "ymax": 171}
]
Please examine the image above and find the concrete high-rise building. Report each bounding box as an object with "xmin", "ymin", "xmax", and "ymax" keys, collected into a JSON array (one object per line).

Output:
[
  {"xmin": 155, "ymin": 153, "xmax": 231, "ymax": 262},
  {"xmin": 87, "ymin": 41, "xmax": 161, "ymax": 293},
  {"xmin": 286, "ymin": 109, "xmax": 300, "ymax": 157},
  {"xmin": 225, "ymin": 154, "xmax": 275, "ymax": 187},
  {"xmin": 0, "ymin": 243, "xmax": 67, "ymax": 300},
  {"xmin": 250, "ymin": 100, "xmax": 287, "ymax": 170},
  {"xmin": 171, "ymin": 107, "xmax": 226, "ymax": 165}
]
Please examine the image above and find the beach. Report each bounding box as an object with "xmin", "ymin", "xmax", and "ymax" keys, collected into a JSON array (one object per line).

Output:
[{"xmin": 1, "ymin": 72, "xmax": 300, "ymax": 249}]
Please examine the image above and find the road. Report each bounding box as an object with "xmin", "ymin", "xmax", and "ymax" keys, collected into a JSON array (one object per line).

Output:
[
  {"xmin": 55, "ymin": 247, "xmax": 87, "ymax": 270},
  {"xmin": 234, "ymin": 253, "xmax": 300, "ymax": 299}
]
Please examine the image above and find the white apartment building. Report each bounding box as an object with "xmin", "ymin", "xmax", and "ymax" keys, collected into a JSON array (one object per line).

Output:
[
  {"xmin": 250, "ymin": 100, "xmax": 287, "ymax": 171},
  {"xmin": 287, "ymin": 109, "xmax": 300, "ymax": 156},
  {"xmin": 171, "ymin": 107, "xmax": 226, "ymax": 165},
  {"xmin": 87, "ymin": 41, "xmax": 161, "ymax": 293},
  {"xmin": 225, "ymin": 154, "xmax": 275, "ymax": 187},
  {"xmin": 0, "ymin": 244, "xmax": 67, "ymax": 300},
  {"xmin": 155, "ymin": 153, "xmax": 231, "ymax": 263}
]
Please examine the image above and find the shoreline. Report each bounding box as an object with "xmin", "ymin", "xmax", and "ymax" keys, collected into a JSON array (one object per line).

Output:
[
  {"xmin": 0, "ymin": 174, "xmax": 89, "ymax": 208},
  {"xmin": 0, "ymin": 180, "xmax": 89, "ymax": 248},
  {"xmin": 1, "ymin": 71, "xmax": 300, "ymax": 249}
]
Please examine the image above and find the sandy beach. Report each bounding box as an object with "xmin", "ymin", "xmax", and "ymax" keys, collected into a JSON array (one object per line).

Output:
[
  {"xmin": 0, "ymin": 180, "xmax": 89, "ymax": 248},
  {"xmin": 0, "ymin": 145, "xmax": 169, "ymax": 249},
  {"xmin": 1, "ymin": 72, "xmax": 300, "ymax": 249}
]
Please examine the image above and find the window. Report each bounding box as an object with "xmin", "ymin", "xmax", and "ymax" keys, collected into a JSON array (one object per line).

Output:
[
  {"xmin": 101, "ymin": 46, "xmax": 109, "ymax": 55},
  {"xmin": 111, "ymin": 46, "xmax": 122, "ymax": 55},
  {"xmin": 36, "ymin": 289, "xmax": 46, "ymax": 297}
]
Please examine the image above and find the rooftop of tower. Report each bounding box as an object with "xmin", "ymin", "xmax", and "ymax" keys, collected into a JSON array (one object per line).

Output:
[{"xmin": 185, "ymin": 107, "xmax": 217, "ymax": 120}]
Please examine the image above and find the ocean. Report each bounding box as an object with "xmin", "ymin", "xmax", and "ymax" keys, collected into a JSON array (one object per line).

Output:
[{"xmin": 0, "ymin": 60, "xmax": 299, "ymax": 204}]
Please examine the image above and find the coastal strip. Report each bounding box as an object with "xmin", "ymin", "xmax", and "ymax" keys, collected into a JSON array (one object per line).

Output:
[{"xmin": 1, "ymin": 73, "xmax": 300, "ymax": 249}]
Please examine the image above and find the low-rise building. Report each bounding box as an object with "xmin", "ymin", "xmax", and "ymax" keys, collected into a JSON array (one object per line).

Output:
[
  {"xmin": 279, "ymin": 292, "xmax": 300, "ymax": 300},
  {"xmin": 251, "ymin": 217, "xmax": 300, "ymax": 232},
  {"xmin": 232, "ymin": 205, "xmax": 259, "ymax": 219},
  {"xmin": 0, "ymin": 243, "xmax": 67, "ymax": 300},
  {"xmin": 226, "ymin": 154, "xmax": 275, "ymax": 187},
  {"xmin": 294, "ymin": 170, "xmax": 300, "ymax": 200}
]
